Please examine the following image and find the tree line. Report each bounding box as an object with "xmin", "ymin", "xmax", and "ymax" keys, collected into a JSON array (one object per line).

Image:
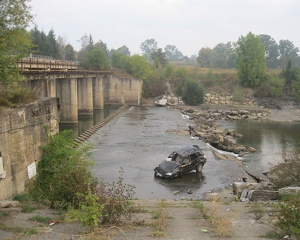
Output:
[{"xmin": 1, "ymin": 0, "xmax": 300, "ymax": 106}]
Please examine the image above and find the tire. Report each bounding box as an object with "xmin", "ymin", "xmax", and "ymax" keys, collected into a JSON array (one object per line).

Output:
[
  {"xmin": 196, "ymin": 163, "xmax": 203, "ymax": 172},
  {"xmin": 154, "ymin": 171, "xmax": 158, "ymax": 177}
]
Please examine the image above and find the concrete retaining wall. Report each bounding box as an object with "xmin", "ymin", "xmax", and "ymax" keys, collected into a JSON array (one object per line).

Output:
[{"xmin": 0, "ymin": 98, "xmax": 60, "ymax": 200}]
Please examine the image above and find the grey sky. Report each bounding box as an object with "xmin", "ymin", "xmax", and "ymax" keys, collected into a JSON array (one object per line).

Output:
[{"xmin": 29, "ymin": 0, "xmax": 300, "ymax": 57}]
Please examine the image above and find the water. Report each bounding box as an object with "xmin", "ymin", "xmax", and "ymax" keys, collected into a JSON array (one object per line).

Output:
[
  {"xmin": 217, "ymin": 119, "xmax": 300, "ymax": 173},
  {"xmin": 59, "ymin": 105, "xmax": 121, "ymax": 136}
]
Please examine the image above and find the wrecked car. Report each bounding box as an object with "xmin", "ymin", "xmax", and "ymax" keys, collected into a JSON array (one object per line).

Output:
[{"xmin": 154, "ymin": 145, "xmax": 206, "ymax": 179}]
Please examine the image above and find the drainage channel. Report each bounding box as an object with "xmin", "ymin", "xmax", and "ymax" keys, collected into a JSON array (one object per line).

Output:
[{"xmin": 73, "ymin": 105, "xmax": 128, "ymax": 145}]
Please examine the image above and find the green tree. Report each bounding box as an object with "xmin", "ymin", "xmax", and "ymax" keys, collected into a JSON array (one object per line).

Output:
[
  {"xmin": 181, "ymin": 79, "xmax": 204, "ymax": 105},
  {"xmin": 116, "ymin": 45, "xmax": 130, "ymax": 56},
  {"xmin": 128, "ymin": 55, "xmax": 153, "ymax": 79},
  {"xmin": 140, "ymin": 38, "xmax": 157, "ymax": 61},
  {"xmin": 197, "ymin": 47, "xmax": 215, "ymax": 67},
  {"xmin": 259, "ymin": 34, "xmax": 279, "ymax": 69},
  {"xmin": 0, "ymin": 0, "xmax": 33, "ymax": 100},
  {"xmin": 46, "ymin": 29, "xmax": 59, "ymax": 58},
  {"xmin": 111, "ymin": 51, "xmax": 129, "ymax": 70},
  {"xmin": 164, "ymin": 44, "xmax": 183, "ymax": 61},
  {"xmin": 151, "ymin": 48, "xmax": 168, "ymax": 68},
  {"xmin": 213, "ymin": 42, "xmax": 235, "ymax": 69},
  {"xmin": 234, "ymin": 32, "xmax": 266, "ymax": 87},
  {"xmin": 65, "ymin": 44, "xmax": 76, "ymax": 61},
  {"xmin": 278, "ymin": 39, "xmax": 299, "ymax": 68},
  {"xmin": 282, "ymin": 59, "xmax": 296, "ymax": 84},
  {"xmin": 83, "ymin": 49, "xmax": 110, "ymax": 70}
]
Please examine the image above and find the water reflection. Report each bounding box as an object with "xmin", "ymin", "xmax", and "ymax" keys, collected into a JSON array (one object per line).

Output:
[
  {"xmin": 59, "ymin": 105, "xmax": 121, "ymax": 136},
  {"xmin": 217, "ymin": 119, "xmax": 300, "ymax": 172}
]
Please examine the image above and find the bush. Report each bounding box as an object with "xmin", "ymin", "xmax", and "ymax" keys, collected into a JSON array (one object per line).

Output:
[
  {"xmin": 274, "ymin": 194, "xmax": 300, "ymax": 239},
  {"xmin": 267, "ymin": 151, "xmax": 300, "ymax": 189},
  {"xmin": 204, "ymin": 69, "xmax": 216, "ymax": 86},
  {"xmin": 232, "ymin": 85, "xmax": 245, "ymax": 103},
  {"xmin": 95, "ymin": 168, "xmax": 135, "ymax": 224},
  {"xmin": 181, "ymin": 79, "xmax": 205, "ymax": 105},
  {"xmin": 35, "ymin": 128, "xmax": 97, "ymax": 207}
]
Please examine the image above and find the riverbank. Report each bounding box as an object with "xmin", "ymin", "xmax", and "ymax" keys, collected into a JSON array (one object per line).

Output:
[{"xmin": 1, "ymin": 98, "xmax": 298, "ymax": 239}]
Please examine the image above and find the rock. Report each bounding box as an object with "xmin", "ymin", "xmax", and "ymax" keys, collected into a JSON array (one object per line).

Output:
[
  {"xmin": 223, "ymin": 137, "xmax": 234, "ymax": 146},
  {"xmin": 0, "ymin": 201, "xmax": 19, "ymax": 208},
  {"xmin": 248, "ymin": 190, "xmax": 279, "ymax": 201},
  {"xmin": 232, "ymin": 182, "xmax": 261, "ymax": 197},
  {"xmin": 279, "ymin": 187, "xmax": 300, "ymax": 196},
  {"xmin": 248, "ymin": 146, "xmax": 256, "ymax": 152},
  {"xmin": 212, "ymin": 151, "xmax": 227, "ymax": 160},
  {"xmin": 238, "ymin": 151, "xmax": 245, "ymax": 157}
]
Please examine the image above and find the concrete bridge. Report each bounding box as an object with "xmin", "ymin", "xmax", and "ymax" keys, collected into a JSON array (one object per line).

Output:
[{"xmin": 19, "ymin": 57, "xmax": 143, "ymax": 123}]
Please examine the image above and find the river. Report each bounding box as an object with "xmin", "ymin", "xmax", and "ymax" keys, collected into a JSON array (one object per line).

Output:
[
  {"xmin": 217, "ymin": 119, "xmax": 300, "ymax": 173},
  {"xmin": 61, "ymin": 106, "xmax": 300, "ymax": 200}
]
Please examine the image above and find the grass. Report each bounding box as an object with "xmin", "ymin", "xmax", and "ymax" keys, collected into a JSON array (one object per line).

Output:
[
  {"xmin": 29, "ymin": 215, "xmax": 52, "ymax": 224},
  {"xmin": 0, "ymin": 211, "xmax": 9, "ymax": 218},
  {"xmin": 150, "ymin": 199, "xmax": 168, "ymax": 237},
  {"xmin": 247, "ymin": 201, "xmax": 266, "ymax": 220},
  {"xmin": 20, "ymin": 203, "xmax": 36, "ymax": 213},
  {"xmin": 192, "ymin": 198, "xmax": 233, "ymax": 237}
]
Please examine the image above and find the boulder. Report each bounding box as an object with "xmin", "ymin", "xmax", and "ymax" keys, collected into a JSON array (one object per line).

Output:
[
  {"xmin": 233, "ymin": 182, "xmax": 261, "ymax": 197},
  {"xmin": 248, "ymin": 190, "xmax": 279, "ymax": 201},
  {"xmin": 248, "ymin": 146, "xmax": 256, "ymax": 152},
  {"xmin": 279, "ymin": 187, "xmax": 300, "ymax": 196}
]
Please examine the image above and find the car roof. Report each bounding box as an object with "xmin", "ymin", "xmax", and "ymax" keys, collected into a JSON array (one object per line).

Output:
[{"xmin": 175, "ymin": 145, "xmax": 200, "ymax": 158}]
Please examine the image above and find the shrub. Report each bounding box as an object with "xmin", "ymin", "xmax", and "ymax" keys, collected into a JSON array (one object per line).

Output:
[
  {"xmin": 232, "ymin": 85, "xmax": 245, "ymax": 103},
  {"xmin": 95, "ymin": 168, "xmax": 135, "ymax": 224},
  {"xmin": 274, "ymin": 194, "xmax": 300, "ymax": 239},
  {"xmin": 181, "ymin": 79, "xmax": 205, "ymax": 105},
  {"xmin": 204, "ymin": 69, "xmax": 216, "ymax": 86},
  {"xmin": 68, "ymin": 188, "xmax": 105, "ymax": 231},
  {"xmin": 267, "ymin": 151, "xmax": 300, "ymax": 189},
  {"xmin": 35, "ymin": 128, "xmax": 97, "ymax": 207}
]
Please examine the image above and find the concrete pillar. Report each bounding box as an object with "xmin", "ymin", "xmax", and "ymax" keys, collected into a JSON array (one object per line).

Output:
[
  {"xmin": 93, "ymin": 76, "xmax": 104, "ymax": 109},
  {"xmin": 30, "ymin": 79, "xmax": 47, "ymax": 97},
  {"xmin": 47, "ymin": 78, "xmax": 56, "ymax": 97},
  {"xmin": 78, "ymin": 77, "xmax": 93, "ymax": 116},
  {"xmin": 56, "ymin": 78, "xmax": 78, "ymax": 123}
]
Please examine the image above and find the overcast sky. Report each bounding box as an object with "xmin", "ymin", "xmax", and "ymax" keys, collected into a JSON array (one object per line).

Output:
[{"xmin": 28, "ymin": 0, "xmax": 300, "ymax": 57}]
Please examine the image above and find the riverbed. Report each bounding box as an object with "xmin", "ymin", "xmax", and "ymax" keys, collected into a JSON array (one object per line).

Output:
[{"xmin": 88, "ymin": 106, "xmax": 249, "ymax": 200}]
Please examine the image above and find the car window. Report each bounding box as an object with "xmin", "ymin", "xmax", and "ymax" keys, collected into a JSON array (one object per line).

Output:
[
  {"xmin": 182, "ymin": 157, "xmax": 190, "ymax": 164},
  {"xmin": 189, "ymin": 153, "xmax": 198, "ymax": 161},
  {"xmin": 175, "ymin": 155, "xmax": 182, "ymax": 163}
]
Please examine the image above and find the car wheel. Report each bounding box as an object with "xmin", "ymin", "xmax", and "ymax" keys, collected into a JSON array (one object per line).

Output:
[
  {"xmin": 196, "ymin": 163, "xmax": 203, "ymax": 172},
  {"xmin": 154, "ymin": 171, "xmax": 158, "ymax": 177}
]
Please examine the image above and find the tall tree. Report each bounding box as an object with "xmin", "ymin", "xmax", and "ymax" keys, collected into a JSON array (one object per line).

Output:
[
  {"xmin": 46, "ymin": 29, "xmax": 59, "ymax": 58},
  {"xmin": 128, "ymin": 55, "xmax": 152, "ymax": 80},
  {"xmin": 0, "ymin": 0, "xmax": 33, "ymax": 96},
  {"xmin": 234, "ymin": 32, "xmax": 266, "ymax": 87},
  {"xmin": 83, "ymin": 49, "xmax": 110, "ymax": 71},
  {"xmin": 116, "ymin": 45, "xmax": 130, "ymax": 56},
  {"xmin": 197, "ymin": 47, "xmax": 215, "ymax": 67},
  {"xmin": 278, "ymin": 39, "xmax": 299, "ymax": 68},
  {"xmin": 57, "ymin": 35, "xmax": 67, "ymax": 60},
  {"xmin": 140, "ymin": 38, "xmax": 157, "ymax": 61},
  {"xmin": 213, "ymin": 42, "xmax": 234, "ymax": 69},
  {"xmin": 164, "ymin": 45, "xmax": 183, "ymax": 61},
  {"xmin": 259, "ymin": 34, "xmax": 279, "ymax": 69},
  {"xmin": 65, "ymin": 44, "xmax": 76, "ymax": 61},
  {"xmin": 151, "ymin": 48, "xmax": 168, "ymax": 68},
  {"xmin": 94, "ymin": 40, "xmax": 108, "ymax": 56}
]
